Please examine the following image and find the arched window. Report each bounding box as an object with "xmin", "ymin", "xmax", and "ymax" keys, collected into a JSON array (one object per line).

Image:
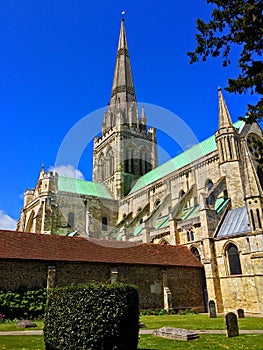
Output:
[
  {"xmin": 179, "ymin": 190, "xmax": 185, "ymax": 198},
  {"xmin": 102, "ymin": 217, "xmax": 108, "ymax": 231},
  {"xmin": 106, "ymin": 148, "xmax": 114, "ymax": 178},
  {"xmin": 154, "ymin": 199, "xmax": 161, "ymax": 207},
  {"xmin": 250, "ymin": 209, "xmax": 256, "ymax": 231},
  {"xmin": 125, "ymin": 147, "xmax": 134, "ymax": 173},
  {"xmin": 68, "ymin": 212, "xmax": 74, "ymax": 228},
  {"xmin": 187, "ymin": 229, "xmax": 194, "ymax": 242},
  {"xmin": 191, "ymin": 247, "xmax": 201, "ymax": 261},
  {"xmin": 205, "ymin": 179, "xmax": 213, "ymax": 192},
  {"xmin": 227, "ymin": 244, "xmax": 242, "ymax": 275},
  {"xmin": 98, "ymin": 153, "xmax": 105, "ymax": 181}
]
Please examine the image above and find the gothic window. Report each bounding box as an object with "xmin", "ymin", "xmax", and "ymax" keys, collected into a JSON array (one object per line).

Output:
[
  {"xmin": 187, "ymin": 229, "xmax": 194, "ymax": 242},
  {"xmin": 102, "ymin": 217, "xmax": 108, "ymax": 231},
  {"xmin": 256, "ymin": 208, "xmax": 262, "ymax": 229},
  {"xmin": 68, "ymin": 212, "xmax": 74, "ymax": 228},
  {"xmin": 227, "ymin": 137, "xmax": 233, "ymax": 159},
  {"xmin": 154, "ymin": 199, "xmax": 161, "ymax": 207},
  {"xmin": 125, "ymin": 147, "xmax": 134, "ymax": 173},
  {"xmin": 191, "ymin": 247, "xmax": 201, "ymax": 261},
  {"xmin": 179, "ymin": 190, "xmax": 185, "ymax": 198},
  {"xmin": 205, "ymin": 179, "xmax": 213, "ymax": 192},
  {"xmin": 98, "ymin": 153, "xmax": 105, "ymax": 181},
  {"xmin": 227, "ymin": 244, "xmax": 242, "ymax": 275},
  {"xmin": 250, "ymin": 209, "xmax": 256, "ymax": 231},
  {"xmin": 106, "ymin": 148, "xmax": 114, "ymax": 177}
]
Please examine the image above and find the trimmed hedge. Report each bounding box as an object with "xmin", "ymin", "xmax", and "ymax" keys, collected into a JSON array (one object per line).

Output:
[
  {"xmin": 44, "ymin": 283, "xmax": 139, "ymax": 350},
  {"xmin": 0, "ymin": 287, "xmax": 47, "ymax": 320}
]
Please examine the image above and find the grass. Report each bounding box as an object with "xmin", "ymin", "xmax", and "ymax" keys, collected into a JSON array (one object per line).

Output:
[
  {"xmin": 140, "ymin": 314, "xmax": 263, "ymax": 330},
  {"xmin": 0, "ymin": 335, "xmax": 44, "ymax": 350},
  {"xmin": 139, "ymin": 334, "xmax": 263, "ymax": 349},
  {"xmin": 1, "ymin": 334, "xmax": 263, "ymax": 350},
  {"xmin": 0, "ymin": 315, "xmax": 263, "ymax": 349}
]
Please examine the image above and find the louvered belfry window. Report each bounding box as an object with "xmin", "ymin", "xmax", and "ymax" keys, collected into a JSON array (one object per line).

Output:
[{"xmin": 227, "ymin": 244, "xmax": 242, "ymax": 275}]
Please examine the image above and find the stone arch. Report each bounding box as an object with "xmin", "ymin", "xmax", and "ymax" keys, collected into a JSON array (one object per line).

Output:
[{"xmin": 159, "ymin": 238, "xmax": 170, "ymax": 245}]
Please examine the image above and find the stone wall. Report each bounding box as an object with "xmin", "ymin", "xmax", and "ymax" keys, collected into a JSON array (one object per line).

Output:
[{"xmin": 0, "ymin": 259, "xmax": 206, "ymax": 311}]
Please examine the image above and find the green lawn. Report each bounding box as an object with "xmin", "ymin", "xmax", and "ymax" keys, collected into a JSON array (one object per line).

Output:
[
  {"xmin": 1, "ymin": 315, "xmax": 263, "ymax": 350},
  {"xmin": 0, "ymin": 335, "xmax": 44, "ymax": 350},
  {"xmin": 140, "ymin": 314, "xmax": 263, "ymax": 330},
  {"xmin": 0, "ymin": 334, "xmax": 263, "ymax": 350}
]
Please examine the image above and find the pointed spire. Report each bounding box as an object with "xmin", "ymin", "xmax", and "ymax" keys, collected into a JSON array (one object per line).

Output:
[
  {"xmin": 241, "ymin": 138, "xmax": 262, "ymax": 198},
  {"xmin": 110, "ymin": 18, "xmax": 136, "ymax": 107},
  {"xmin": 218, "ymin": 87, "xmax": 232, "ymax": 129}
]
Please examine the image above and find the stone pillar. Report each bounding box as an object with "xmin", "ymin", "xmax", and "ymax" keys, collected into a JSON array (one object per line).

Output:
[
  {"xmin": 111, "ymin": 268, "xmax": 118, "ymax": 284},
  {"xmin": 163, "ymin": 287, "xmax": 172, "ymax": 312},
  {"xmin": 47, "ymin": 266, "xmax": 56, "ymax": 291}
]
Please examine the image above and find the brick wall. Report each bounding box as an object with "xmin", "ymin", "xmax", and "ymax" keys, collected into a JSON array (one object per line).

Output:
[{"xmin": 0, "ymin": 259, "xmax": 206, "ymax": 311}]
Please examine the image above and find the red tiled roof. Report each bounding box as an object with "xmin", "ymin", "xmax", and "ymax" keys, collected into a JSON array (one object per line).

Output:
[{"xmin": 0, "ymin": 230, "xmax": 203, "ymax": 268}]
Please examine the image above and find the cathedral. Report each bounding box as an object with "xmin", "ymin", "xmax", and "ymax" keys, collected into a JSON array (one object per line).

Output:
[{"xmin": 17, "ymin": 19, "xmax": 263, "ymax": 315}]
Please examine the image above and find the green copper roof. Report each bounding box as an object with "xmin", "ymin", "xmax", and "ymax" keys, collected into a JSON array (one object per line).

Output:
[
  {"xmin": 58, "ymin": 176, "xmax": 114, "ymax": 199},
  {"xmin": 215, "ymin": 197, "xmax": 230, "ymax": 214},
  {"xmin": 182, "ymin": 205, "xmax": 200, "ymax": 221},
  {"xmin": 134, "ymin": 225, "xmax": 143, "ymax": 236},
  {"xmin": 154, "ymin": 215, "xmax": 170, "ymax": 229},
  {"xmin": 129, "ymin": 120, "xmax": 245, "ymax": 194}
]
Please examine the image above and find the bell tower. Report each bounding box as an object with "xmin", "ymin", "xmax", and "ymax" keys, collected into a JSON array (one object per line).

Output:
[{"xmin": 92, "ymin": 19, "xmax": 158, "ymax": 199}]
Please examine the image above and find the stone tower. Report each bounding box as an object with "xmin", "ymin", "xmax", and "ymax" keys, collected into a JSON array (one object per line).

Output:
[
  {"xmin": 215, "ymin": 88, "xmax": 244, "ymax": 208},
  {"xmin": 92, "ymin": 19, "xmax": 158, "ymax": 199}
]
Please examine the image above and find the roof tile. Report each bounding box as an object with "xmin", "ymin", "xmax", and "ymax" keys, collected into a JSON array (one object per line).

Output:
[{"xmin": 0, "ymin": 230, "xmax": 202, "ymax": 268}]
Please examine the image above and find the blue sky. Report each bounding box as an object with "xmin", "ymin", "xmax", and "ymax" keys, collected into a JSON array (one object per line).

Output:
[{"xmin": 0, "ymin": 0, "xmax": 260, "ymax": 229}]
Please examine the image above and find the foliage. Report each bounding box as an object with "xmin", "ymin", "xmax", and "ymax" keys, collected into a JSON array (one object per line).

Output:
[
  {"xmin": 177, "ymin": 308, "xmax": 198, "ymax": 315},
  {"xmin": 140, "ymin": 308, "xmax": 168, "ymax": 316},
  {"xmin": 0, "ymin": 287, "xmax": 47, "ymax": 320},
  {"xmin": 140, "ymin": 308, "xmax": 198, "ymax": 316},
  {"xmin": 188, "ymin": 0, "xmax": 263, "ymax": 125},
  {"xmin": 43, "ymin": 283, "xmax": 139, "ymax": 350}
]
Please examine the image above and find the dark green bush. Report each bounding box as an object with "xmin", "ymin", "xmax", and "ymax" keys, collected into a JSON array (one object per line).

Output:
[
  {"xmin": 0, "ymin": 287, "xmax": 47, "ymax": 320},
  {"xmin": 44, "ymin": 283, "xmax": 139, "ymax": 350}
]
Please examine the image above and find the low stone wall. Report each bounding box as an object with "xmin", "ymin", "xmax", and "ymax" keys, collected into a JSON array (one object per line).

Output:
[{"xmin": 0, "ymin": 259, "xmax": 206, "ymax": 311}]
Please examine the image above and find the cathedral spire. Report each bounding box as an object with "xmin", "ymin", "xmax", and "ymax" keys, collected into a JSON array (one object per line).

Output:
[
  {"xmin": 218, "ymin": 87, "xmax": 232, "ymax": 129},
  {"xmin": 110, "ymin": 18, "xmax": 136, "ymax": 107}
]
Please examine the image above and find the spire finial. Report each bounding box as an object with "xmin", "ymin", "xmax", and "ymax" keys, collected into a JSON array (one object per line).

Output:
[
  {"xmin": 218, "ymin": 87, "xmax": 232, "ymax": 129},
  {"xmin": 121, "ymin": 11, "xmax": 125, "ymax": 20}
]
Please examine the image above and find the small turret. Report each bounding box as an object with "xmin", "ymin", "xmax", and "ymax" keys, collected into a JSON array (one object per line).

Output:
[
  {"xmin": 242, "ymin": 138, "xmax": 263, "ymax": 232},
  {"xmin": 215, "ymin": 88, "xmax": 244, "ymax": 208}
]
